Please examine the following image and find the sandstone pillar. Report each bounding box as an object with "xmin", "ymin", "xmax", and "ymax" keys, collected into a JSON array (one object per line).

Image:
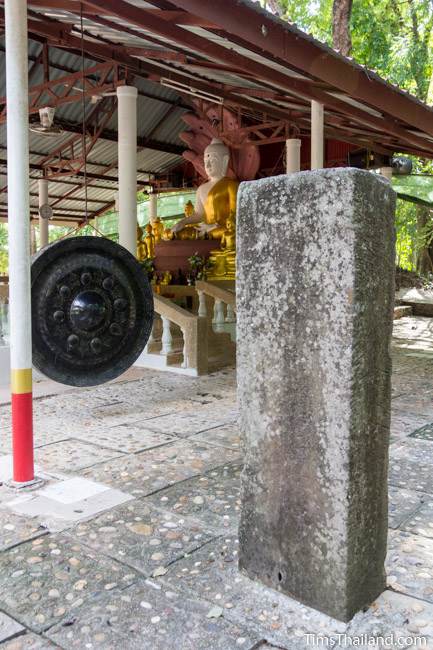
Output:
[{"xmin": 237, "ymin": 168, "xmax": 395, "ymax": 622}]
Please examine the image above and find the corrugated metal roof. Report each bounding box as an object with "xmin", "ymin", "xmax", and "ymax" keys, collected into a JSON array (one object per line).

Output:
[{"xmin": 1, "ymin": 0, "xmax": 432, "ymax": 224}]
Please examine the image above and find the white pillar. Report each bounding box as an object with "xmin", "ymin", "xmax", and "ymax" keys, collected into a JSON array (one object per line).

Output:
[
  {"xmin": 38, "ymin": 177, "xmax": 49, "ymax": 248},
  {"xmin": 311, "ymin": 100, "xmax": 324, "ymax": 170},
  {"xmin": 117, "ymin": 85, "xmax": 137, "ymax": 254},
  {"xmin": 380, "ymin": 167, "xmax": 393, "ymax": 182},
  {"xmin": 285, "ymin": 138, "xmax": 301, "ymax": 174},
  {"xmin": 5, "ymin": 0, "xmax": 34, "ymax": 483},
  {"xmin": 149, "ymin": 193, "xmax": 157, "ymax": 225}
]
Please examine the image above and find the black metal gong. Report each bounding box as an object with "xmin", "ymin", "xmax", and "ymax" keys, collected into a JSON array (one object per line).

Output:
[{"xmin": 31, "ymin": 236, "xmax": 154, "ymax": 387}]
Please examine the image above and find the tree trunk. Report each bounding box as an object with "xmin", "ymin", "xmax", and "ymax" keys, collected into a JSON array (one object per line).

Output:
[
  {"xmin": 416, "ymin": 206, "xmax": 433, "ymax": 276},
  {"xmin": 332, "ymin": 0, "xmax": 353, "ymax": 56}
]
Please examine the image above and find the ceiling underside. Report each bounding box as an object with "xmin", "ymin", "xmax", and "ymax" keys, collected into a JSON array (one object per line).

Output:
[{"xmin": 0, "ymin": 0, "xmax": 432, "ymax": 223}]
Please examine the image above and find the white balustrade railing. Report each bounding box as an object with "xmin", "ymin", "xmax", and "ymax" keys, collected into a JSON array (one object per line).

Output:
[
  {"xmin": 0, "ymin": 299, "xmax": 9, "ymax": 346},
  {"xmin": 195, "ymin": 280, "xmax": 236, "ymax": 336}
]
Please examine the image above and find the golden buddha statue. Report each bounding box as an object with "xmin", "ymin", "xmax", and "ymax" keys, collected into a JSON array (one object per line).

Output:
[
  {"xmin": 144, "ymin": 223, "xmax": 156, "ymax": 259},
  {"xmin": 152, "ymin": 217, "xmax": 164, "ymax": 244},
  {"xmin": 160, "ymin": 270, "xmax": 172, "ymax": 285},
  {"xmin": 172, "ymin": 139, "xmax": 239, "ymax": 241},
  {"xmin": 208, "ymin": 212, "xmax": 236, "ymax": 280},
  {"xmin": 162, "ymin": 227, "xmax": 174, "ymax": 241},
  {"xmin": 136, "ymin": 225, "xmax": 147, "ymax": 261}
]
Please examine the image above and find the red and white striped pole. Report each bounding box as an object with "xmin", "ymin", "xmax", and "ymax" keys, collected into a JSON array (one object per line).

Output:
[{"xmin": 5, "ymin": 0, "xmax": 34, "ymax": 483}]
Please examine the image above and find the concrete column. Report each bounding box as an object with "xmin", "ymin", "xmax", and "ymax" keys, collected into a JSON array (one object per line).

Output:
[
  {"xmin": 380, "ymin": 167, "xmax": 393, "ymax": 182},
  {"xmin": 38, "ymin": 177, "xmax": 49, "ymax": 248},
  {"xmin": 5, "ymin": 0, "xmax": 35, "ymax": 483},
  {"xmin": 237, "ymin": 169, "xmax": 396, "ymax": 622},
  {"xmin": 285, "ymin": 138, "xmax": 301, "ymax": 174},
  {"xmin": 311, "ymin": 100, "xmax": 324, "ymax": 170},
  {"xmin": 149, "ymin": 193, "xmax": 157, "ymax": 224},
  {"xmin": 30, "ymin": 223, "xmax": 37, "ymax": 254},
  {"xmin": 117, "ymin": 85, "xmax": 137, "ymax": 254}
]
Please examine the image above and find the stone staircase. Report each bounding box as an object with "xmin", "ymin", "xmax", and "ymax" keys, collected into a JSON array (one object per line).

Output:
[{"xmin": 134, "ymin": 282, "xmax": 236, "ymax": 376}]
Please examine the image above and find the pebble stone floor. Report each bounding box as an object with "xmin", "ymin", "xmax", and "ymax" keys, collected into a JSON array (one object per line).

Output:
[{"xmin": 0, "ymin": 316, "xmax": 432, "ymax": 649}]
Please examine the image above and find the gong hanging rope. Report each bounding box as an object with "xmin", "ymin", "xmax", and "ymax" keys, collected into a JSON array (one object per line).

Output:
[{"xmin": 80, "ymin": 2, "xmax": 89, "ymax": 223}]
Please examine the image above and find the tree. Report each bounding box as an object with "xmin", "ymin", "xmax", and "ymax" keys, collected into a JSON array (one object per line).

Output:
[{"xmin": 332, "ymin": 0, "xmax": 353, "ymax": 55}]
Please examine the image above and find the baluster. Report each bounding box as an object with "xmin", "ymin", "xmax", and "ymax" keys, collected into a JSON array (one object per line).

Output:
[
  {"xmin": 225, "ymin": 303, "xmax": 236, "ymax": 323},
  {"xmin": 197, "ymin": 290, "xmax": 207, "ymax": 318},
  {"xmin": 144, "ymin": 318, "xmax": 156, "ymax": 353},
  {"xmin": 181, "ymin": 327, "xmax": 187, "ymax": 368},
  {"xmin": 213, "ymin": 299, "xmax": 226, "ymax": 333},
  {"xmin": 0, "ymin": 300, "xmax": 4, "ymax": 346},
  {"xmin": 161, "ymin": 317, "xmax": 174, "ymax": 355}
]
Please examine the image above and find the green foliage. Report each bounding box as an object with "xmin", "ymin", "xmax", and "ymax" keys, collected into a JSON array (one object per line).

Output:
[
  {"xmin": 277, "ymin": 0, "xmax": 433, "ymax": 101},
  {"xmin": 0, "ymin": 223, "xmax": 8, "ymax": 274}
]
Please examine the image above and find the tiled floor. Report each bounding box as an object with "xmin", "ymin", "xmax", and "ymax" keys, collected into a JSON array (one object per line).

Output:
[{"xmin": 0, "ymin": 316, "xmax": 432, "ymax": 648}]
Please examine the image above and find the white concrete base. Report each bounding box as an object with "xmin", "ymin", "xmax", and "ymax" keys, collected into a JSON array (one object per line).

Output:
[
  {"xmin": 6, "ymin": 476, "xmax": 133, "ymax": 531},
  {"xmin": 134, "ymin": 351, "xmax": 198, "ymax": 376},
  {"xmin": 0, "ymin": 346, "xmax": 10, "ymax": 387}
]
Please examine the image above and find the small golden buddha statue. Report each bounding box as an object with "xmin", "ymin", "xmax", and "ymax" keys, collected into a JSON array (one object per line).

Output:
[
  {"xmin": 208, "ymin": 212, "xmax": 236, "ymax": 280},
  {"xmin": 172, "ymin": 139, "xmax": 239, "ymax": 241},
  {"xmin": 152, "ymin": 217, "xmax": 164, "ymax": 244},
  {"xmin": 174, "ymin": 201, "xmax": 198, "ymax": 241},
  {"xmin": 160, "ymin": 270, "xmax": 172, "ymax": 285},
  {"xmin": 136, "ymin": 225, "xmax": 147, "ymax": 261},
  {"xmin": 144, "ymin": 223, "xmax": 156, "ymax": 259},
  {"xmin": 162, "ymin": 227, "xmax": 174, "ymax": 241}
]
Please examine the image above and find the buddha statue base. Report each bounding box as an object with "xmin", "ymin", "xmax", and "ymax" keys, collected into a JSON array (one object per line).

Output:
[{"xmin": 207, "ymin": 250, "xmax": 236, "ymax": 281}]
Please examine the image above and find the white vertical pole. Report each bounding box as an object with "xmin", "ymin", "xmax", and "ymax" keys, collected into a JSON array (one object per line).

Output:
[
  {"xmin": 38, "ymin": 177, "xmax": 49, "ymax": 248},
  {"xmin": 311, "ymin": 100, "xmax": 324, "ymax": 170},
  {"xmin": 5, "ymin": 0, "xmax": 34, "ymax": 483},
  {"xmin": 117, "ymin": 85, "xmax": 137, "ymax": 254},
  {"xmin": 285, "ymin": 139, "xmax": 301, "ymax": 174},
  {"xmin": 149, "ymin": 193, "xmax": 157, "ymax": 224}
]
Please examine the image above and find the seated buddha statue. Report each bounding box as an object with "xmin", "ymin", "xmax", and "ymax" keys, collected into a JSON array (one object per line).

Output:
[
  {"xmin": 208, "ymin": 212, "xmax": 236, "ymax": 280},
  {"xmin": 144, "ymin": 223, "xmax": 156, "ymax": 259},
  {"xmin": 174, "ymin": 201, "xmax": 198, "ymax": 241},
  {"xmin": 171, "ymin": 139, "xmax": 239, "ymax": 241},
  {"xmin": 136, "ymin": 225, "xmax": 147, "ymax": 261}
]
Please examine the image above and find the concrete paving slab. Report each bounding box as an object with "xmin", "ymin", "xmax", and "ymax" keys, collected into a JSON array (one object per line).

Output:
[
  {"xmin": 389, "ymin": 439, "xmax": 433, "ymax": 493},
  {"xmin": 0, "ymin": 510, "xmax": 46, "ymax": 551},
  {"xmin": 34, "ymin": 440, "xmax": 124, "ymax": 473},
  {"xmin": 81, "ymin": 440, "xmax": 242, "ymax": 497},
  {"xmin": 0, "ymin": 611, "xmax": 24, "ymax": 643},
  {"xmin": 46, "ymin": 580, "xmax": 261, "ymax": 650},
  {"xmin": 387, "ymin": 530, "xmax": 433, "ymax": 603},
  {"xmin": 390, "ymin": 412, "xmax": 430, "ymax": 442},
  {"xmin": 159, "ymin": 535, "xmax": 433, "ymax": 648},
  {"xmin": 143, "ymin": 411, "xmax": 234, "ymax": 438},
  {"xmin": 72, "ymin": 424, "xmax": 177, "ymax": 454},
  {"xmin": 194, "ymin": 423, "xmax": 241, "ymax": 450},
  {"xmin": 144, "ymin": 463, "xmax": 241, "ymax": 534},
  {"xmin": 388, "ymin": 486, "xmax": 427, "ymax": 529},
  {"xmin": 400, "ymin": 499, "xmax": 433, "ymax": 538},
  {"xmin": 0, "ymin": 632, "xmax": 61, "ymax": 649},
  {"xmin": 0, "ymin": 534, "xmax": 138, "ymax": 632},
  {"xmin": 6, "ymin": 479, "xmax": 133, "ymax": 532},
  {"xmin": 68, "ymin": 500, "xmax": 215, "ymax": 576}
]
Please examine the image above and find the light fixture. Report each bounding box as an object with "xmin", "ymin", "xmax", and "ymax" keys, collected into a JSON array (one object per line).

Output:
[{"xmin": 160, "ymin": 78, "xmax": 223, "ymax": 105}]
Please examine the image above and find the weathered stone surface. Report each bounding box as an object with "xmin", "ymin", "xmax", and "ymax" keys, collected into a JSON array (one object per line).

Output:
[{"xmin": 237, "ymin": 169, "xmax": 396, "ymax": 621}]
